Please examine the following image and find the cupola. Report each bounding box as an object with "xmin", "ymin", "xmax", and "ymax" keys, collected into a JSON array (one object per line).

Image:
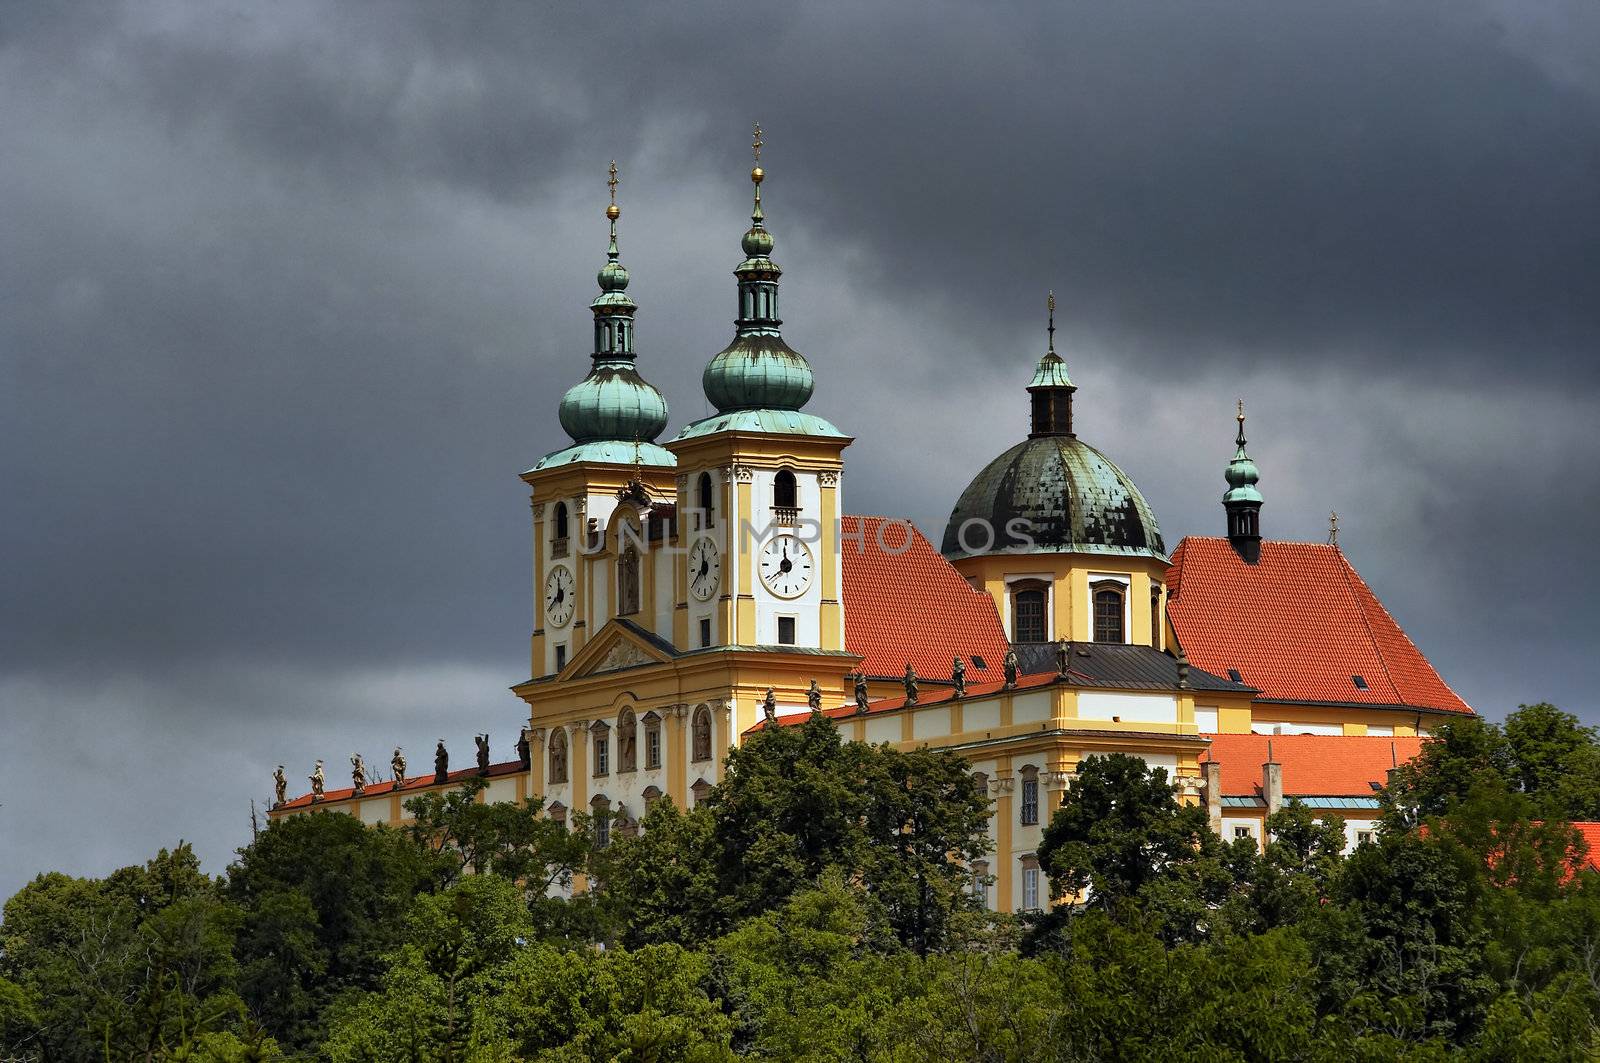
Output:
[{"xmin": 1223, "ymin": 400, "xmax": 1263, "ymax": 562}]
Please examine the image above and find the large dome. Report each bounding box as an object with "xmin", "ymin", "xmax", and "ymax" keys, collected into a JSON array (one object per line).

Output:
[{"xmin": 941, "ymin": 435, "xmax": 1166, "ymax": 561}]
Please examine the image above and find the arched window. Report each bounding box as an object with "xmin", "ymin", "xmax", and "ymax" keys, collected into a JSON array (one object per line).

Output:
[
  {"xmin": 642, "ymin": 711, "xmax": 663, "ymax": 770},
  {"xmin": 691, "ymin": 705, "xmax": 713, "ymax": 762},
  {"xmin": 697, "ymin": 472, "xmax": 715, "ymax": 521},
  {"xmin": 617, "ymin": 709, "xmax": 637, "ymax": 774},
  {"xmin": 1012, "ymin": 583, "xmax": 1047, "ymax": 643},
  {"xmin": 592, "ymin": 722, "xmax": 610, "ymax": 776},
  {"xmin": 1019, "ymin": 765, "xmax": 1040, "ymax": 825},
  {"xmin": 618, "ymin": 547, "xmax": 640, "ymax": 616},
  {"xmin": 773, "ymin": 469, "xmax": 797, "ymax": 510},
  {"xmin": 548, "ymin": 728, "xmax": 568, "ymax": 784},
  {"xmin": 554, "ymin": 502, "xmax": 569, "ymax": 541},
  {"xmin": 1093, "ymin": 583, "xmax": 1125, "ymax": 644}
]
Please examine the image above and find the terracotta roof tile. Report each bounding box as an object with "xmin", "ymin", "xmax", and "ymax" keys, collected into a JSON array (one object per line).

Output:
[
  {"xmin": 841, "ymin": 515, "xmax": 1011, "ymax": 682},
  {"xmin": 1203, "ymin": 733, "xmax": 1422, "ymax": 797},
  {"xmin": 1166, "ymin": 537, "xmax": 1470, "ymax": 714}
]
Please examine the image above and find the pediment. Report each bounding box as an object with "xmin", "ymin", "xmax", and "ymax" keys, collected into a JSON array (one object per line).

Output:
[{"xmin": 560, "ymin": 619, "xmax": 678, "ymax": 680}]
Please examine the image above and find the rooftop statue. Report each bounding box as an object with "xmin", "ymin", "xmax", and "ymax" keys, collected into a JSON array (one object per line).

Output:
[
  {"xmin": 952, "ymin": 656, "xmax": 966, "ymax": 699},
  {"xmin": 807, "ymin": 679, "xmax": 822, "ymax": 713},
  {"xmin": 475, "ymin": 733, "xmax": 490, "ymax": 775},
  {"xmin": 1003, "ymin": 649, "xmax": 1019, "ymax": 688},
  {"xmin": 350, "ymin": 753, "xmax": 366, "ymax": 796},
  {"xmin": 391, "ymin": 747, "xmax": 406, "ymax": 791},
  {"xmin": 309, "ymin": 760, "xmax": 325, "ymax": 802},
  {"xmin": 762, "ymin": 688, "xmax": 778, "ymax": 727},
  {"xmin": 903, "ymin": 664, "xmax": 919, "ymax": 705},
  {"xmin": 272, "ymin": 765, "xmax": 287, "ymax": 808},
  {"xmin": 434, "ymin": 739, "xmax": 448, "ymax": 784},
  {"xmin": 854, "ymin": 670, "xmax": 870, "ymax": 714}
]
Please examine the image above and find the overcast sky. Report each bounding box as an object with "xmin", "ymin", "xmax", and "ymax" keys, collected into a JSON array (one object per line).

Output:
[{"xmin": 3, "ymin": 0, "xmax": 1597, "ymax": 900}]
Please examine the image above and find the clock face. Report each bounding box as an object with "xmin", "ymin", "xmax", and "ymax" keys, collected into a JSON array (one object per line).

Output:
[
  {"xmin": 758, "ymin": 534, "xmax": 813, "ymax": 599},
  {"xmin": 688, "ymin": 537, "xmax": 721, "ymax": 602},
  {"xmin": 544, "ymin": 564, "xmax": 575, "ymax": 628}
]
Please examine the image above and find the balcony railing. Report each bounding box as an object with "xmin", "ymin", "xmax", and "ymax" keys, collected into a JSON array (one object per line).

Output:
[{"xmin": 771, "ymin": 506, "xmax": 799, "ymax": 527}]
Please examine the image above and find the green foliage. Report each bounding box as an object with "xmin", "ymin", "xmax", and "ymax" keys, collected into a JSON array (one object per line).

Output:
[{"xmin": 10, "ymin": 702, "xmax": 1600, "ymax": 1059}]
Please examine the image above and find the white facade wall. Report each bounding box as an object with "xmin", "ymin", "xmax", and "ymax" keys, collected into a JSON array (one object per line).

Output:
[
  {"xmin": 749, "ymin": 467, "xmax": 825, "ymax": 648},
  {"xmin": 1077, "ymin": 692, "xmax": 1178, "ymax": 725}
]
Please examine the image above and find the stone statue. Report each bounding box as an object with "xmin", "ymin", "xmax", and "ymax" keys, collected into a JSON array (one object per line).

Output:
[
  {"xmin": 350, "ymin": 753, "xmax": 366, "ymax": 796},
  {"xmin": 807, "ymin": 679, "xmax": 822, "ymax": 713},
  {"xmin": 434, "ymin": 739, "xmax": 448, "ymax": 784},
  {"xmin": 762, "ymin": 687, "xmax": 778, "ymax": 727},
  {"xmin": 619, "ymin": 716, "xmax": 636, "ymax": 769},
  {"xmin": 902, "ymin": 664, "xmax": 918, "ymax": 705},
  {"xmin": 309, "ymin": 760, "xmax": 325, "ymax": 802},
  {"xmin": 853, "ymin": 670, "xmax": 870, "ymax": 715},
  {"xmin": 272, "ymin": 765, "xmax": 287, "ymax": 808},
  {"xmin": 516, "ymin": 728, "xmax": 531, "ymax": 769},
  {"xmin": 550, "ymin": 729, "xmax": 569, "ymax": 783},
  {"xmin": 1056, "ymin": 637, "xmax": 1071, "ymax": 678},
  {"xmin": 692, "ymin": 709, "xmax": 712, "ymax": 761},
  {"xmin": 391, "ymin": 747, "xmax": 406, "ymax": 791},
  {"xmin": 1003, "ymin": 648, "xmax": 1019, "ymax": 688},
  {"xmin": 952, "ymin": 656, "xmax": 966, "ymax": 699},
  {"xmin": 475, "ymin": 733, "xmax": 490, "ymax": 775}
]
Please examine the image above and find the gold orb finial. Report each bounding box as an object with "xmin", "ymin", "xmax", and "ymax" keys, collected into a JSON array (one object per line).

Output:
[
  {"xmin": 606, "ymin": 160, "xmax": 620, "ymax": 218},
  {"xmin": 1237, "ymin": 398, "xmax": 1245, "ymax": 424}
]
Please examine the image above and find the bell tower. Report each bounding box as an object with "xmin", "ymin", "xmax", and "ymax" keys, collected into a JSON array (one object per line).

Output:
[
  {"xmin": 1223, "ymin": 401, "xmax": 1263, "ymax": 564},
  {"xmin": 666, "ymin": 125, "xmax": 851, "ymax": 654},
  {"xmin": 522, "ymin": 162, "xmax": 677, "ymax": 679}
]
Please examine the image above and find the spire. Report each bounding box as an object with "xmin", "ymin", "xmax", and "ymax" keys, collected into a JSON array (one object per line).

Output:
[
  {"xmin": 1027, "ymin": 290, "xmax": 1076, "ymax": 437},
  {"xmin": 700, "ymin": 123, "xmax": 816, "ymax": 414},
  {"xmin": 554, "ymin": 161, "xmax": 669, "ymax": 450},
  {"xmin": 1223, "ymin": 399, "xmax": 1264, "ymax": 562}
]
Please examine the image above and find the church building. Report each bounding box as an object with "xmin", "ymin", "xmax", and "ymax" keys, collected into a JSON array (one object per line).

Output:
[{"xmin": 270, "ymin": 136, "xmax": 1472, "ymax": 914}]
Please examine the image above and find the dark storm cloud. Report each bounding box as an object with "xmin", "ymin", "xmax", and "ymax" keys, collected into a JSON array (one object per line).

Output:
[{"xmin": 1, "ymin": 0, "xmax": 1596, "ymax": 898}]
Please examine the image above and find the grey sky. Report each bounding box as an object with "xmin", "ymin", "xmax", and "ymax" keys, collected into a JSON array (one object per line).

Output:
[{"xmin": 2, "ymin": 0, "xmax": 1597, "ymax": 900}]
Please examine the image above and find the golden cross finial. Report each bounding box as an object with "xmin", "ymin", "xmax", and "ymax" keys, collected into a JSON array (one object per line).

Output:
[
  {"xmin": 1237, "ymin": 398, "xmax": 1245, "ymax": 423},
  {"xmin": 1328, "ymin": 510, "xmax": 1339, "ymax": 545},
  {"xmin": 608, "ymin": 160, "xmax": 618, "ymax": 204},
  {"xmin": 752, "ymin": 122, "xmax": 763, "ymax": 162}
]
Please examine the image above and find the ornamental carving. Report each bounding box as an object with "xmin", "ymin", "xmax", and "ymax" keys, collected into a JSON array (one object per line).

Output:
[
  {"xmin": 817, "ymin": 470, "xmax": 839, "ymax": 486},
  {"xmin": 594, "ymin": 638, "xmax": 651, "ymax": 673},
  {"xmin": 530, "ymin": 502, "xmax": 546, "ymax": 518},
  {"xmin": 719, "ymin": 465, "xmax": 736, "ymax": 483},
  {"xmin": 733, "ymin": 465, "xmax": 754, "ymax": 482}
]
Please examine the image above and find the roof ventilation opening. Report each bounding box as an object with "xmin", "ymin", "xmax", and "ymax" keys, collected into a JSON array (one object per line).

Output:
[
  {"xmin": 1227, "ymin": 668, "xmax": 1243, "ymax": 683},
  {"xmin": 971, "ymin": 655, "xmax": 987, "ymax": 670},
  {"xmin": 1352, "ymin": 675, "xmax": 1369, "ymax": 690}
]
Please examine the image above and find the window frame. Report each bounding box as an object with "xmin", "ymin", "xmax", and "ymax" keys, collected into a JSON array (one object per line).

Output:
[
  {"xmin": 1010, "ymin": 579, "xmax": 1050, "ymax": 643},
  {"xmin": 1091, "ymin": 579, "xmax": 1127, "ymax": 644}
]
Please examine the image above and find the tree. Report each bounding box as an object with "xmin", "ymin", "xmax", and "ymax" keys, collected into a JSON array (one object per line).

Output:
[
  {"xmin": 587, "ymin": 798, "xmax": 726, "ymax": 949},
  {"xmin": 1035, "ymin": 753, "xmax": 1233, "ymax": 942},
  {"xmin": 405, "ymin": 777, "xmax": 589, "ymax": 894},
  {"xmin": 1503, "ymin": 702, "xmax": 1600, "ymax": 821},
  {"xmin": 1227, "ymin": 801, "xmax": 1347, "ymax": 933},
  {"xmin": 226, "ymin": 811, "xmax": 435, "ymax": 1051}
]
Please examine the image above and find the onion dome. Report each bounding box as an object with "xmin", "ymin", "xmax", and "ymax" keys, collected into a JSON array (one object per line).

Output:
[
  {"xmin": 677, "ymin": 125, "xmax": 842, "ymax": 441},
  {"xmin": 941, "ymin": 295, "xmax": 1165, "ymax": 561},
  {"xmin": 535, "ymin": 163, "xmax": 675, "ymax": 471},
  {"xmin": 1223, "ymin": 400, "xmax": 1263, "ymax": 562}
]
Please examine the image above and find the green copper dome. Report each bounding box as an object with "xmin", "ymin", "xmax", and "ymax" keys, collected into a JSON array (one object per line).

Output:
[
  {"xmin": 941, "ymin": 435, "xmax": 1166, "ymax": 561},
  {"xmin": 942, "ymin": 313, "xmax": 1164, "ymax": 561},
  {"xmin": 1223, "ymin": 405, "xmax": 1262, "ymax": 505},
  {"xmin": 537, "ymin": 163, "xmax": 673, "ymax": 467},
  {"xmin": 693, "ymin": 143, "xmax": 820, "ymax": 421}
]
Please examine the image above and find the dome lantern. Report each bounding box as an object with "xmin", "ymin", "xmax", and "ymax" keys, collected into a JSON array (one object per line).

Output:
[{"xmin": 1223, "ymin": 400, "xmax": 1263, "ymax": 563}]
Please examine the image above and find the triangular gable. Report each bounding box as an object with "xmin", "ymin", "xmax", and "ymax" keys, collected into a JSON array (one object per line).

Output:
[{"xmin": 559, "ymin": 618, "xmax": 679, "ymax": 680}]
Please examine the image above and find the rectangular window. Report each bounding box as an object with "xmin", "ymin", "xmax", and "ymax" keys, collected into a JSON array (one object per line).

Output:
[
  {"xmin": 1022, "ymin": 867, "xmax": 1040, "ymax": 911},
  {"xmin": 777, "ymin": 616, "xmax": 796, "ymax": 645},
  {"xmin": 646, "ymin": 727, "xmax": 661, "ymax": 770},
  {"xmin": 595, "ymin": 737, "xmax": 609, "ymax": 777},
  {"xmin": 1234, "ymin": 825, "xmax": 1253, "ymax": 840},
  {"xmin": 972, "ymin": 867, "xmax": 989, "ymax": 908},
  {"xmin": 594, "ymin": 809, "xmax": 610, "ymax": 849},
  {"xmin": 555, "ymin": 644, "xmax": 567, "ymax": 671},
  {"xmin": 1356, "ymin": 830, "xmax": 1375, "ymax": 846},
  {"xmin": 1093, "ymin": 586, "xmax": 1125, "ymax": 643},
  {"xmin": 700, "ymin": 618, "xmax": 712, "ymax": 648},
  {"xmin": 1013, "ymin": 590, "xmax": 1046, "ymax": 643},
  {"xmin": 1020, "ymin": 776, "xmax": 1039, "ymax": 825}
]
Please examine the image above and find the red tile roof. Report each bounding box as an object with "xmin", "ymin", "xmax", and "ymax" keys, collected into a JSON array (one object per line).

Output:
[
  {"xmin": 1166, "ymin": 537, "xmax": 1470, "ymax": 715},
  {"xmin": 841, "ymin": 515, "xmax": 1011, "ymax": 682},
  {"xmin": 274, "ymin": 759, "xmax": 525, "ymax": 811},
  {"xmin": 1204, "ymin": 733, "xmax": 1422, "ymax": 797},
  {"xmin": 1573, "ymin": 823, "xmax": 1600, "ymax": 871}
]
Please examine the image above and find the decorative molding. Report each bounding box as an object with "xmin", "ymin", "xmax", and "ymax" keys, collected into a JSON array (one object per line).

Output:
[
  {"xmin": 817, "ymin": 470, "xmax": 839, "ymax": 486},
  {"xmin": 574, "ymin": 497, "xmax": 588, "ymax": 516},
  {"xmin": 1043, "ymin": 771, "xmax": 1074, "ymax": 789},
  {"xmin": 719, "ymin": 465, "xmax": 736, "ymax": 483},
  {"xmin": 995, "ymin": 777, "xmax": 1016, "ymax": 793},
  {"xmin": 676, "ymin": 474, "xmax": 689, "ymax": 492},
  {"xmin": 530, "ymin": 502, "xmax": 546, "ymax": 518},
  {"xmin": 672, "ymin": 703, "xmax": 689, "ymax": 720},
  {"xmin": 530, "ymin": 727, "xmax": 546, "ymax": 746},
  {"xmin": 592, "ymin": 638, "xmax": 653, "ymax": 673},
  {"xmin": 733, "ymin": 465, "xmax": 755, "ymax": 482}
]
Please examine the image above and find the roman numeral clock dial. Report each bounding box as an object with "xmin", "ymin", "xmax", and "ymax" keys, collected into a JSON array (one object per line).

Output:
[
  {"xmin": 544, "ymin": 564, "xmax": 575, "ymax": 628},
  {"xmin": 758, "ymin": 534, "xmax": 813, "ymax": 599}
]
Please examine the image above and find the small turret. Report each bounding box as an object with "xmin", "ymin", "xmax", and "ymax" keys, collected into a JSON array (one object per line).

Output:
[
  {"xmin": 1224, "ymin": 400, "xmax": 1263, "ymax": 563},
  {"xmin": 1027, "ymin": 291, "xmax": 1075, "ymax": 437}
]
